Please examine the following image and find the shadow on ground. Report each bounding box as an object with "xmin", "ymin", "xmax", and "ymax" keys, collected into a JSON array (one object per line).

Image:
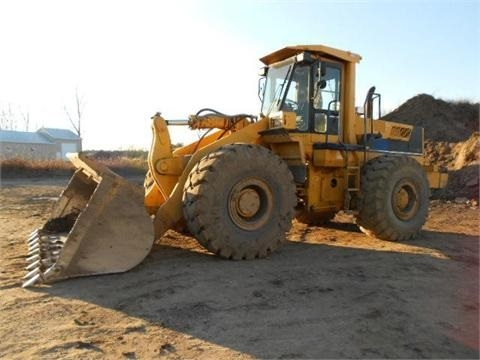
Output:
[{"xmin": 35, "ymin": 228, "xmax": 479, "ymax": 359}]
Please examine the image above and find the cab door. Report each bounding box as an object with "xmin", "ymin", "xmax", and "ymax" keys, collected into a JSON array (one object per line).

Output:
[{"xmin": 311, "ymin": 61, "xmax": 343, "ymax": 138}]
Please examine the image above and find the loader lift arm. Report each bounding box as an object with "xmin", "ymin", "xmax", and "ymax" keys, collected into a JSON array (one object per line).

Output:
[{"xmin": 145, "ymin": 113, "xmax": 269, "ymax": 239}]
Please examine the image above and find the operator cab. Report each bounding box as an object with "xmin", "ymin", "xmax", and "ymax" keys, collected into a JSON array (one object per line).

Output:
[{"xmin": 260, "ymin": 51, "xmax": 342, "ymax": 135}]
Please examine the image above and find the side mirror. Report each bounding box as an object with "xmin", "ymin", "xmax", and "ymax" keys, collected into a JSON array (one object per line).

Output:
[
  {"xmin": 258, "ymin": 77, "xmax": 266, "ymax": 101},
  {"xmin": 258, "ymin": 66, "xmax": 268, "ymax": 77},
  {"xmin": 319, "ymin": 79, "xmax": 327, "ymax": 89}
]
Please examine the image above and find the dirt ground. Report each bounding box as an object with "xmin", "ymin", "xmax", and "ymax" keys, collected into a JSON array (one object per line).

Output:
[{"xmin": 0, "ymin": 178, "xmax": 478, "ymax": 359}]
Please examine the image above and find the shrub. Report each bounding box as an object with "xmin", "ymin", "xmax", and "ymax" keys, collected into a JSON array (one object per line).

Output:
[{"xmin": 1, "ymin": 153, "xmax": 148, "ymax": 178}]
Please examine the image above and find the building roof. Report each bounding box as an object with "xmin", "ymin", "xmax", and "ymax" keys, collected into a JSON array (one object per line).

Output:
[
  {"xmin": 0, "ymin": 127, "xmax": 81, "ymax": 145},
  {"xmin": 38, "ymin": 127, "xmax": 81, "ymax": 141},
  {"xmin": 0, "ymin": 130, "xmax": 53, "ymax": 144}
]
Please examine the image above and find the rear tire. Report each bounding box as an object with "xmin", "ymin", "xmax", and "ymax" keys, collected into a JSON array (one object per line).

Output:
[
  {"xmin": 183, "ymin": 144, "xmax": 297, "ymax": 259},
  {"xmin": 357, "ymin": 156, "xmax": 430, "ymax": 241}
]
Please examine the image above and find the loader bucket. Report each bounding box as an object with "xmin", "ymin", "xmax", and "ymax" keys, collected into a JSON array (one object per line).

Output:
[{"xmin": 23, "ymin": 153, "xmax": 154, "ymax": 287}]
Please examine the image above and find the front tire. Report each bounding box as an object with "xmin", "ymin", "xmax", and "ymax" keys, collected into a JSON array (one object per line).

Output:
[
  {"xmin": 356, "ymin": 156, "xmax": 430, "ymax": 241},
  {"xmin": 183, "ymin": 144, "xmax": 297, "ymax": 259}
]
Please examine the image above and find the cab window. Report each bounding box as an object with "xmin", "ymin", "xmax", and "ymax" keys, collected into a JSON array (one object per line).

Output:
[
  {"xmin": 313, "ymin": 65, "xmax": 341, "ymax": 112},
  {"xmin": 282, "ymin": 65, "xmax": 310, "ymax": 131},
  {"xmin": 313, "ymin": 63, "xmax": 341, "ymax": 134}
]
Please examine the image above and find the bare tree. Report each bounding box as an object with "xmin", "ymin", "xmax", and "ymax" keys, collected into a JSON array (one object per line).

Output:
[
  {"xmin": 0, "ymin": 104, "xmax": 15, "ymax": 130},
  {"xmin": 0, "ymin": 103, "xmax": 29, "ymax": 131},
  {"xmin": 20, "ymin": 110, "xmax": 30, "ymax": 131},
  {"xmin": 64, "ymin": 88, "xmax": 84, "ymax": 137}
]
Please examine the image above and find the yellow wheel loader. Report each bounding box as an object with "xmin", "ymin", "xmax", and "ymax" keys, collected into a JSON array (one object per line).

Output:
[{"xmin": 23, "ymin": 44, "xmax": 448, "ymax": 287}]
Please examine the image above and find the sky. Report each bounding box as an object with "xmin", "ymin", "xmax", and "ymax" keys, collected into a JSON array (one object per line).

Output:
[{"xmin": 0, "ymin": 0, "xmax": 479, "ymax": 150}]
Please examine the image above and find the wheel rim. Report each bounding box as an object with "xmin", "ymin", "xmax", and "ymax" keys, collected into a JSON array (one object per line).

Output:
[
  {"xmin": 228, "ymin": 178, "xmax": 273, "ymax": 231},
  {"xmin": 392, "ymin": 179, "xmax": 420, "ymax": 221}
]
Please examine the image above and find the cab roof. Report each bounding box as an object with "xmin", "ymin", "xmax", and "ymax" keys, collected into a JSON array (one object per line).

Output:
[{"xmin": 260, "ymin": 44, "xmax": 362, "ymax": 65}]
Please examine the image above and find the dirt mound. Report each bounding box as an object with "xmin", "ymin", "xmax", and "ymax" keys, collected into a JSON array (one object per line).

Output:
[
  {"xmin": 425, "ymin": 132, "xmax": 480, "ymax": 170},
  {"xmin": 384, "ymin": 94, "xmax": 479, "ymax": 142},
  {"xmin": 438, "ymin": 164, "xmax": 479, "ymax": 201},
  {"xmin": 426, "ymin": 133, "xmax": 480, "ymax": 200},
  {"xmin": 453, "ymin": 132, "xmax": 480, "ymax": 170}
]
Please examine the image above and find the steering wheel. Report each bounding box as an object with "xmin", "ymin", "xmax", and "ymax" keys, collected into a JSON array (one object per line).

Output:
[{"xmin": 283, "ymin": 99, "xmax": 298, "ymax": 112}]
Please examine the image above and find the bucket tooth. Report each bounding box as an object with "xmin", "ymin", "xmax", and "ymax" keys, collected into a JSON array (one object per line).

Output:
[
  {"xmin": 28, "ymin": 243, "xmax": 40, "ymax": 251},
  {"xmin": 23, "ymin": 267, "xmax": 41, "ymax": 280},
  {"xmin": 27, "ymin": 233, "xmax": 40, "ymax": 244},
  {"xmin": 26, "ymin": 254, "xmax": 41, "ymax": 262},
  {"xmin": 27, "ymin": 248, "xmax": 40, "ymax": 256},
  {"xmin": 28, "ymin": 237, "xmax": 40, "ymax": 245},
  {"xmin": 26, "ymin": 260, "xmax": 41, "ymax": 271},
  {"xmin": 27, "ymin": 239, "xmax": 39, "ymax": 248},
  {"xmin": 22, "ymin": 273, "xmax": 42, "ymax": 288},
  {"xmin": 29, "ymin": 243, "xmax": 40, "ymax": 251},
  {"xmin": 28, "ymin": 229, "xmax": 40, "ymax": 241}
]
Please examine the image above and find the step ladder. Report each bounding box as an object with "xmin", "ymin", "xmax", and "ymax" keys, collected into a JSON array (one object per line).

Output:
[{"xmin": 343, "ymin": 165, "xmax": 360, "ymax": 211}]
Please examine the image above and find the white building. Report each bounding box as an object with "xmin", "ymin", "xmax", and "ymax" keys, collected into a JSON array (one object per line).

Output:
[{"xmin": 0, "ymin": 128, "xmax": 82, "ymax": 160}]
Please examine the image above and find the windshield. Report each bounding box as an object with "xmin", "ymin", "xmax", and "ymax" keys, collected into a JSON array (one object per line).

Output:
[{"xmin": 260, "ymin": 61, "xmax": 294, "ymax": 116}]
